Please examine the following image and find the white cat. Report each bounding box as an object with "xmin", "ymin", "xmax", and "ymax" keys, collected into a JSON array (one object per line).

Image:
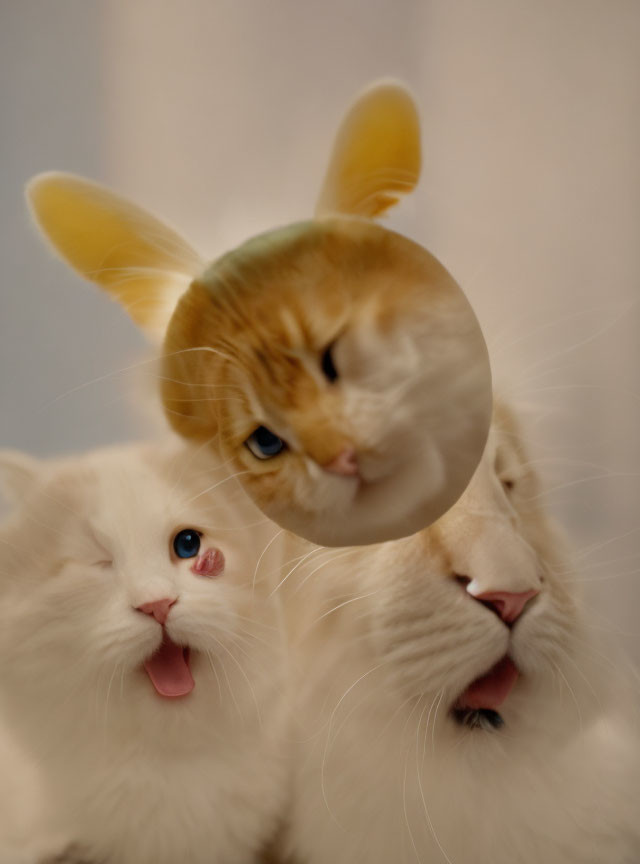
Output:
[
  {"xmin": 285, "ymin": 402, "xmax": 640, "ymax": 864},
  {"xmin": 0, "ymin": 439, "xmax": 289, "ymax": 864}
]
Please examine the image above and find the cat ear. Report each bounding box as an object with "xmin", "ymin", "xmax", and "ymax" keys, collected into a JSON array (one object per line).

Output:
[
  {"xmin": 0, "ymin": 450, "xmax": 40, "ymax": 504},
  {"xmin": 315, "ymin": 80, "xmax": 421, "ymax": 219},
  {"xmin": 26, "ymin": 173, "xmax": 205, "ymax": 342}
]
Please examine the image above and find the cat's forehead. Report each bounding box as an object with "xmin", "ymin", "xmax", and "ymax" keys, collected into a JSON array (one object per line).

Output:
[
  {"xmin": 24, "ymin": 450, "xmax": 166, "ymax": 542},
  {"xmin": 200, "ymin": 217, "xmax": 446, "ymax": 327},
  {"xmin": 33, "ymin": 443, "xmax": 230, "ymax": 532},
  {"xmin": 85, "ymin": 444, "xmax": 263, "ymax": 538},
  {"xmin": 201, "ymin": 225, "xmax": 451, "ymax": 411}
]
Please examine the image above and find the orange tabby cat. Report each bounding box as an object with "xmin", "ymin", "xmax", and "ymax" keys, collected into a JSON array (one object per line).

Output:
[{"xmin": 27, "ymin": 81, "xmax": 492, "ymax": 545}]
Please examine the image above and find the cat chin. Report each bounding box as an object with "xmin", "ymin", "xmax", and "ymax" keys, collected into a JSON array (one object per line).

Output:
[
  {"xmin": 258, "ymin": 437, "xmax": 484, "ymax": 547},
  {"xmin": 439, "ymin": 646, "xmax": 570, "ymax": 734},
  {"xmin": 266, "ymin": 468, "xmax": 450, "ymax": 547}
]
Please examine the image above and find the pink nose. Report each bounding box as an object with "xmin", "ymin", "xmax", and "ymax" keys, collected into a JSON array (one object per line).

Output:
[
  {"xmin": 136, "ymin": 597, "xmax": 177, "ymax": 625},
  {"xmin": 323, "ymin": 448, "xmax": 359, "ymax": 477},
  {"xmin": 472, "ymin": 589, "xmax": 539, "ymax": 624}
]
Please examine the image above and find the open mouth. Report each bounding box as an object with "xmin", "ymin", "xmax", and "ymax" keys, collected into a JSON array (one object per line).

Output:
[
  {"xmin": 452, "ymin": 655, "xmax": 519, "ymax": 730},
  {"xmin": 143, "ymin": 632, "xmax": 195, "ymax": 698}
]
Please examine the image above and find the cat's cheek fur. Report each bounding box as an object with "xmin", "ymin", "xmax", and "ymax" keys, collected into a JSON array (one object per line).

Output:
[
  {"xmin": 240, "ymin": 455, "xmax": 361, "ymax": 536},
  {"xmin": 241, "ymin": 439, "xmax": 448, "ymax": 548},
  {"xmin": 509, "ymin": 589, "xmax": 577, "ymax": 679},
  {"xmin": 372, "ymin": 561, "xmax": 510, "ymax": 701},
  {"xmin": 284, "ymin": 408, "xmax": 640, "ymax": 864}
]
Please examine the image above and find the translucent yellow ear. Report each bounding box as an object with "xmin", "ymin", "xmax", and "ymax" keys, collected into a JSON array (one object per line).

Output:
[
  {"xmin": 26, "ymin": 173, "xmax": 204, "ymax": 341},
  {"xmin": 315, "ymin": 80, "xmax": 421, "ymax": 219}
]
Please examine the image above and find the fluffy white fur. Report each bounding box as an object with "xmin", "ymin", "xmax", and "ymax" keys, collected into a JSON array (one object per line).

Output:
[
  {"xmin": 0, "ymin": 439, "xmax": 289, "ymax": 864},
  {"xmin": 284, "ymin": 409, "xmax": 640, "ymax": 864}
]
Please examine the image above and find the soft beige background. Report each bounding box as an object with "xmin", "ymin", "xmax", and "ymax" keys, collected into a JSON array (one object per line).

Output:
[{"xmin": 1, "ymin": 0, "xmax": 639, "ymax": 658}]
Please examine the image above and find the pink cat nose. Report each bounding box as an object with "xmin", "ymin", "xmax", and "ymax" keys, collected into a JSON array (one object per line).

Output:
[
  {"xmin": 136, "ymin": 597, "xmax": 177, "ymax": 625},
  {"xmin": 323, "ymin": 448, "xmax": 359, "ymax": 477},
  {"xmin": 472, "ymin": 589, "xmax": 539, "ymax": 624}
]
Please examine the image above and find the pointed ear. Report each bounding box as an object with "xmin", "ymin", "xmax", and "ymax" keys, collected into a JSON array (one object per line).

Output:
[
  {"xmin": 0, "ymin": 450, "xmax": 40, "ymax": 505},
  {"xmin": 315, "ymin": 80, "xmax": 421, "ymax": 219},
  {"xmin": 26, "ymin": 173, "xmax": 205, "ymax": 342}
]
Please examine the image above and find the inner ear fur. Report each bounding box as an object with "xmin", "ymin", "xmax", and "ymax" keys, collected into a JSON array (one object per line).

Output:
[
  {"xmin": 315, "ymin": 80, "xmax": 421, "ymax": 219},
  {"xmin": 26, "ymin": 172, "xmax": 204, "ymax": 342}
]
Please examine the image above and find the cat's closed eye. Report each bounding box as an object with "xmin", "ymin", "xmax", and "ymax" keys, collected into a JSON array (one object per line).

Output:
[
  {"xmin": 321, "ymin": 343, "xmax": 339, "ymax": 383},
  {"xmin": 493, "ymin": 444, "xmax": 519, "ymax": 494},
  {"xmin": 84, "ymin": 524, "xmax": 113, "ymax": 568},
  {"xmin": 245, "ymin": 426, "xmax": 286, "ymax": 460}
]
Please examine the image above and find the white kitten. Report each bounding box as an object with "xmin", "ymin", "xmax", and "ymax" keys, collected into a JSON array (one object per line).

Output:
[
  {"xmin": 285, "ymin": 403, "xmax": 640, "ymax": 864},
  {"xmin": 0, "ymin": 439, "xmax": 289, "ymax": 864}
]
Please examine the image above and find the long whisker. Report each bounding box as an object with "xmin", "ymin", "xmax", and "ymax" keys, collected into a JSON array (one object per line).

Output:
[
  {"xmin": 39, "ymin": 345, "xmax": 239, "ymax": 411},
  {"xmin": 102, "ymin": 661, "xmax": 121, "ymax": 739},
  {"xmin": 554, "ymin": 644, "xmax": 605, "ymax": 717},
  {"xmin": 184, "ymin": 470, "xmax": 250, "ymax": 504},
  {"xmin": 430, "ymin": 690, "xmax": 445, "ymax": 757},
  {"xmin": 212, "ymin": 640, "xmax": 244, "ymax": 724},
  {"xmin": 304, "ymin": 589, "xmax": 381, "ymax": 633},
  {"xmin": 320, "ymin": 663, "xmax": 386, "ymax": 823},
  {"xmin": 422, "ymin": 690, "xmax": 442, "ymax": 765},
  {"xmin": 550, "ymin": 660, "xmax": 583, "ymax": 733},
  {"xmin": 490, "ymin": 302, "xmax": 631, "ymax": 363},
  {"xmin": 416, "ymin": 688, "xmax": 454, "ymax": 864},
  {"xmin": 205, "ymin": 649, "xmax": 223, "ymax": 702},
  {"xmin": 575, "ymin": 526, "xmax": 640, "ymax": 562},
  {"xmin": 292, "ymin": 547, "xmax": 363, "ymax": 596},
  {"xmin": 252, "ymin": 528, "xmax": 285, "ymax": 591},
  {"xmin": 268, "ymin": 545, "xmax": 327, "ymax": 598},
  {"xmin": 212, "ymin": 636, "xmax": 262, "ymax": 728},
  {"xmin": 403, "ymin": 746, "xmax": 422, "ymax": 864},
  {"xmin": 525, "ymin": 471, "xmax": 640, "ymax": 502}
]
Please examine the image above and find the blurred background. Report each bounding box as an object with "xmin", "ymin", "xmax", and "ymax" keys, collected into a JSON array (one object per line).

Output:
[{"xmin": 1, "ymin": 0, "xmax": 639, "ymax": 659}]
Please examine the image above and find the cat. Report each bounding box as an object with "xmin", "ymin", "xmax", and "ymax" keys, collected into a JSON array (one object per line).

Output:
[
  {"xmin": 25, "ymin": 80, "xmax": 492, "ymax": 547},
  {"xmin": 0, "ymin": 438, "xmax": 289, "ymax": 864},
  {"xmin": 283, "ymin": 401, "xmax": 640, "ymax": 863}
]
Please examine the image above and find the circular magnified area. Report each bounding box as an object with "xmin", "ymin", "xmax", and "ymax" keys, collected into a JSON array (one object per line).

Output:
[{"xmin": 162, "ymin": 218, "xmax": 492, "ymax": 547}]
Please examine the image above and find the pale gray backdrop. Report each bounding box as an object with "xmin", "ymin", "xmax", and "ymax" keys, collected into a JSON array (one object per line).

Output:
[{"xmin": 1, "ymin": 0, "xmax": 639, "ymax": 659}]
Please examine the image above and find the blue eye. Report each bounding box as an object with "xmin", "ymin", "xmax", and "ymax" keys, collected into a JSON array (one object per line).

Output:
[
  {"xmin": 245, "ymin": 426, "xmax": 286, "ymax": 460},
  {"xmin": 173, "ymin": 529, "xmax": 201, "ymax": 559}
]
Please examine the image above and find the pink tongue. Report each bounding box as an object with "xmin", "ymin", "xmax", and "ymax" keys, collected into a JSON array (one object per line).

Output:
[
  {"xmin": 143, "ymin": 635, "xmax": 195, "ymax": 698},
  {"xmin": 456, "ymin": 656, "xmax": 519, "ymax": 711}
]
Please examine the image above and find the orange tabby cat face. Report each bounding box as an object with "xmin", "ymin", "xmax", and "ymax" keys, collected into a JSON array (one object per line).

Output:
[{"xmin": 162, "ymin": 218, "xmax": 491, "ymax": 545}]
